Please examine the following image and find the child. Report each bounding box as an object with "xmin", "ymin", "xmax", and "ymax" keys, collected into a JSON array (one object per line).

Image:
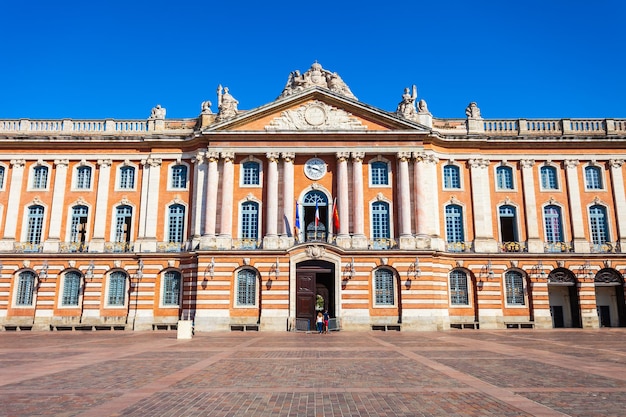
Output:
[
  {"xmin": 323, "ymin": 309, "xmax": 330, "ymax": 334},
  {"xmin": 316, "ymin": 311, "xmax": 324, "ymax": 334}
]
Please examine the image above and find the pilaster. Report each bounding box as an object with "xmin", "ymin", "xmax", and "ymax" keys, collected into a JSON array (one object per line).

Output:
[{"xmin": 43, "ymin": 159, "xmax": 69, "ymax": 252}]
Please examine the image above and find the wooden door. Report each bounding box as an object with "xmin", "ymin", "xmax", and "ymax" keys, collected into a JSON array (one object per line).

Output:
[{"xmin": 296, "ymin": 272, "xmax": 316, "ymax": 331}]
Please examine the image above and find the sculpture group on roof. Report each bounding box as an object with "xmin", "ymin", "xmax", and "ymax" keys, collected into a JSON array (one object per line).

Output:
[
  {"xmin": 279, "ymin": 62, "xmax": 357, "ymax": 100},
  {"xmin": 149, "ymin": 104, "xmax": 166, "ymax": 120},
  {"xmin": 215, "ymin": 85, "xmax": 239, "ymax": 122}
]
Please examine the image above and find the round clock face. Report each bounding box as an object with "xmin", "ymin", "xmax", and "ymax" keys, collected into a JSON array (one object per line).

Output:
[{"xmin": 304, "ymin": 157, "xmax": 327, "ymax": 180}]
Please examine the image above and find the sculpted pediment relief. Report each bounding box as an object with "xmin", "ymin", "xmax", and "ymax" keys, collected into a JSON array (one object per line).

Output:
[{"xmin": 265, "ymin": 101, "xmax": 367, "ymax": 131}]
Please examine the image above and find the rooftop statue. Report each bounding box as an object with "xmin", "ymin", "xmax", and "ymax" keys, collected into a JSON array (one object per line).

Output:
[
  {"xmin": 216, "ymin": 85, "xmax": 239, "ymax": 122},
  {"xmin": 279, "ymin": 62, "xmax": 357, "ymax": 100},
  {"xmin": 201, "ymin": 100, "xmax": 213, "ymax": 114},
  {"xmin": 149, "ymin": 104, "xmax": 166, "ymax": 120},
  {"xmin": 465, "ymin": 102, "xmax": 482, "ymax": 119},
  {"xmin": 396, "ymin": 85, "xmax": 417, "ymax": 118}
]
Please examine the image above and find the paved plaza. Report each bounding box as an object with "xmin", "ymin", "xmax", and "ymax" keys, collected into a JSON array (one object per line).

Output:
[{"xmin": 1, "ymin": 329, "xmax": 626, "ymax": 416}]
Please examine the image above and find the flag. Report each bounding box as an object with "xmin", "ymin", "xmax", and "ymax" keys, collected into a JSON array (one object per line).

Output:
[
  {"xmin": 295, "ymin": 200, "xmax": 301, "ymax": 240},
  {"xmin": 332, "ymin": 198, "xmax": 340, "ymax": 231},
  {"xmin": 315, "ymin": 200, "xmax": 320, "ymax": 227}
]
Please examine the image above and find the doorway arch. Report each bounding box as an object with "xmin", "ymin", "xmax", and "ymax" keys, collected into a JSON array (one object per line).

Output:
[
  {"xmin": 547, "ymin": 268, "xmax": 582, "ymax": 328},
  {"xmin": 294, "ymin": 259, "xmax": 336, "ymax": 331},
  {"xmin": 594, "ymin": 268, "xmax": 626, "ymax": 327}
]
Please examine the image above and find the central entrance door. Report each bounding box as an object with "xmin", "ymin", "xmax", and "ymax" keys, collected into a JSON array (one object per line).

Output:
[{"xmin": 296, "ymin": 260, "xmax": 335, "ymax": 331}]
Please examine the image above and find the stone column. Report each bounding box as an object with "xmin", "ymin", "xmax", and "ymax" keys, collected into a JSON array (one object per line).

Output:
[
  {"xmin": 609, "ymin": 159, "xmax": 626, "ymax": 251},
  {"xmin": 0, "ymin": 159, "xmax": 25, "ymax": 251},
  {"xmin": 397, "ymin": 151, "xmax": 415, "ymax": 249},
  {"xmin": 414, "ymin": 152, "xmax": 440, "ymax": 250},
  {"xmin": 201, "ymin": 151, "xmax": 220, "ymax": 249},
  {"xmin": 89, "ymin": 159, "xmax": 112, "ymax": 252},
  {"xmin": 43, "ymin": 159, "xmax": 69, "ymax": 252},
  {"xmin": 217, "ymin": 151, "xmax": 235, "ymax": 249},
  {"xmin": 335, "ymin": 152, "xmax": 351, "ymax": 248},
  {"xmin": 264, "ymin": 152, "xmax": 280, "ymax": 249},
  {"xmin": 190, "ymin": 152, "xmax": 206, "ymax": 248},
  {"xmin": 520, "ymin": 159, "xmax": 543, "ymax": 253},
  {"xmin": 281, "ymin": 152, "xmax": 295, "ymax": 248},
  {"xmin": 564, "ymin": 159, "xmax": 589, "ymax": 252},
  {"xmin": 138, "ymin": 157, "xmax": 161, "ymax": 252},
  {"xmin": 469, "ymin": 158, "xmax": 497, "ymax": 252},
  {"xmin": 351, "ymin": 152, "xmax": 367, "ymax": 249}
]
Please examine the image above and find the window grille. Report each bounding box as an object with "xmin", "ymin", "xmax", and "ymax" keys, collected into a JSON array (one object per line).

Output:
[
  {"xmin": 449, "ymin": 270, "xmax": 469, "ymax": 305},
  {"xmin": 445, "ymin": 205, "xmax": 464, "ymax": 243},
  {"xmin": 16, "ymin": 271, "xmax": 35, "ymax": 306},
  {"xmin": 108, "ymin": 272, "xmax": 126, "ymax": 306},
  {"xmin": 0, "ymin": 166, "xmax": 4, "ymax": 188},
  {"xmin": 240, "ymin": 202, "xmax": 259, "ymax": 240},
  {"xmin": 505, "ymin": 271, "xmax": 525, "ymax": 305},
  {"xmin": 32, "ymin": 166, "xmax": 48, "ymax": 189},
  {"xmin": 543, "ymin": 205, "xmax": 562, "ymax": 243},
  {"xmin": 496, "ymin": 166, "xmax": 513, "ymax": 189},
  {"xmin": 374, "ymin": 269, "xmax": 394, "ymax": 305},
  {"xmin": 27, "ymin": 205, "xmax": 44, "ymax": 245},
  {"xmin": 119, "ymin": 166, "xmax": 135, "ymax": 189},
  {"xmin": 167, "ymin": 204, "xmax": 185, "ymax": 243},
  {"xmin": 115, "ymin": 205, "xmax": 132, "ymax": 243},
  {"xmin": 70, "ymin": 205, "xmax": 88, "ymax": 243},
  {"xmin": 237, "ymin": 269, "xmax": 256, "ymax": 306},
  {"xmin": 62, "ymin": 272, "xmax": 81, "ymax": 306},
  {"xmin": 162, "ymin": 271, "xmax": 181, "ymax": 306},
  {"xmin": 589, "ymin": 205, "xmax": 609, "ymax": 244},
  {"xmin": 585, "ymin": 166, "xmax": 602, "ymax": 189},
  {"xmin": 76, "ymin": 166, "xmax": 91, "ymax": 189},
  {"xmin": 371, "ymin": 202, "xmax": 390, "ymax": 239},
  {"xmin": 443, "ymin": 165, "xmax": 460, "ymax": 189},
  {"xmin": 540, "ymin": 166, "xmax": 558, "ymax": 189}
]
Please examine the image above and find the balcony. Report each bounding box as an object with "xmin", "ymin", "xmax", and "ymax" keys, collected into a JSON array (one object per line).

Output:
[
  {"xmin": 544, "ymin": 241, "xmax": 573, "ymax": 253},
  {"xmin": 498, "ymin": 241, "xmax": 527, "ymax": 253},
  {"xmin": 368, "ymin": 238, "xmax": 397, "ymax": 250},
  {"xmin": 104, "ymin": 242, "xmax": 135, "ymax": 253},
  {"xmin": 231, "ymin": 239, "xmax": 261, "ymax": 250},
  {"xmin": 156, "ymin": 241, "xmax": 190, "ymax": 252},
  {"xmin": 590, "ymin": 241, "xmax": 620, "ymax": 253},
  {"xmin": 14, "ymin": 242, "xmax": 42, "ymax": 253},
  {"xmin": 446, "ymin": 241, "xmax": 474, "ymax": 253},
  {"xmin": 59, "ymin": 242, "xmax": 89, "ymax": 253}
]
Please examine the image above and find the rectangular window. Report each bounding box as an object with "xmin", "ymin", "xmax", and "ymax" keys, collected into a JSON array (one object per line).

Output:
[
  {"xmin": 237, "ymin": 270, "xmax": 256, "ymax": 306},
  {"xmin": 443, "ymin": 165, "xmax": 460, "ymax": 189},
  {"xmin": 62, "ymin": 273, "xmax": 81, "ymax": 306},
  {"xmin": 540, "ymin": 166, "xmax": 558, "ymax": 190},
  {"xmin": 449, "ymin": 271, "xmax": 469, "ymax": 305},
  {"xmin": 505, "ymin": 272, "xmax": 525, "ymax": 305},
  {"xmin": 162, "ymin": 272, "xmax": 181, "ymax": 306},
  {"xmin": 119, "ymin": 166, "xmax": 135, "ymax": 189},
  {"xmin": 76, "ymin": 166, "xmax": 91, "ymax": 189},
  {"xmin": 370, "ymin": 162, "xmax": 389, "ymax": 186},
  {"xmin": 108, "ymin": 273, "xmax": 126, "ymax": 306},
  {"xmin": 16, "ymin": 273, "xmax": 35, "ymax": 306},
  {"xmin": 171, "ymin": 165, "xmax": 187, "ymax": 189},
  {"xmin": 32, "ymin": 166, "xmax": 48, "ymax": 189},
  {"xmin": 242, "ymin": 162, "xmax": 260, "ymax": 185}
]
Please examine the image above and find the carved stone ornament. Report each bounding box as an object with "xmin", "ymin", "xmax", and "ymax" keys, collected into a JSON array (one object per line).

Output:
[
  {"xmin": 279, "ymin": 62, "xmax": 357, "ymax": 100},
  {"xmin": 114, "ymin": 260, "xmax": 121, "ymax": 268},
  {"xmin": 548, "ymin": 269, "xmax": 575, "ymax": 283},
  {"xmin": 23, "ymin": 260, "xmax": 30, "ymax": 268},
  {"xmin": 68, "ymin": 260, "xmax": 76, "ymax": 268},
  {"xmin": 520, "ymin": 159, "xmax": 535, "ymax": 169},
  {"xmin": 305, "ymin": 245, "xmax": 326, "ymax": 259},
  {"xmin": 510, "ymin": 260, "xmax": 518, "ymax": 268},
  {"xmin": 266, "ymin": 101, "xmax": 367, "ymax": 131}
]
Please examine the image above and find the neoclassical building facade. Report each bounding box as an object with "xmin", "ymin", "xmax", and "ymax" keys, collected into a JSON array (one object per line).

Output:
[{"xmin": 1, "ymin": 63, "xmax": 625, "ymax": 332}]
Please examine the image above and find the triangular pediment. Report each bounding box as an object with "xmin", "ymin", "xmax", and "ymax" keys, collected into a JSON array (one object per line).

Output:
[{"xmin": 203, "ymin": 88, "xmax": 431, "ymax": 133}]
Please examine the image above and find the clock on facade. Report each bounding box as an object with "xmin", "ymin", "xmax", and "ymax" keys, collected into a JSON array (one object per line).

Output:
[{"xmin": 304, "ymin": 157, "xmax": 327, "ymax": 180}]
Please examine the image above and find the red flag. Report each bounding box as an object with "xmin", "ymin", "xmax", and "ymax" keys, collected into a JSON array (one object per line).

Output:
[{"xmin": 332, "ymin": 198, "xmax": 340, "ymax": 231}]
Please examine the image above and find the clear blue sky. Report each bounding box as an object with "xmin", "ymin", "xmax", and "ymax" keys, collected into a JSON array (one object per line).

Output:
[{"xmin": 1, "ymin": 1, "xmax": 624, "ymax": 120}]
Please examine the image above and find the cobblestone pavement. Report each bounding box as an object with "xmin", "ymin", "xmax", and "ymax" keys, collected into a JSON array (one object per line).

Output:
[{"xmin": 2, "ymin": 329, "xmax": 626, "ymax": 416}]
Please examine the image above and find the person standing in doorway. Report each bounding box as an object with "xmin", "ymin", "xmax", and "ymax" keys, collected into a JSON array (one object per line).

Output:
[{"xmin": 316, "ymin": 312, "xmax": 324, "ymax": 334}]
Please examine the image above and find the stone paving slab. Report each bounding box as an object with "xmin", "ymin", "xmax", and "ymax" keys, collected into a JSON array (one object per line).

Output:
[{"xmin": 1, "ymin": 329, "xmax": 626, "ymax": 416}]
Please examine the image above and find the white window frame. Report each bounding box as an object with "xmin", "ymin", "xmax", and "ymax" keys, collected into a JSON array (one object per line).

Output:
[
  {"xmin": 587, "ymin": 202, "xmax": 611, "ymax": 245},
  {"xmin": 13, "ymin": 270, "xmax": 37, "ymax": 308},
  {"xmin": 539, "ymin": 163, "xmax": 560, "ymax": 191},
  {"xmin": 504, "ymin": 270, "xmax": 526, "ymax": 307},
  {"xmin": 542, "ymin": 202, "xmax": 567, "ymax": 244},
  {"xmin": 168, "ymin": 162, "xmax": 189, "ymax": 190},
  {"xmin": 164, "ymin": 202, "xmax": 188, "ymax": 244},
  {"xmin": 29, "ymin": 162, "xmax": 51, "ymax": 191},
  {"xmin": 72, "ymin": 162, "xmax": 94, "ymax": 191},
  {"xmin": 495, "ymin": 164, "xmax": 515, "ymax": 191},
  {"xmin": 0, "ymin": 163, "xmax": 7, "ymax": 191},
  {"xmin": 442, "ymin": 162, "xmax": 463, "ymax": 190},
  {"xmin": 116, "ymin": 162, "xmax": 138, "ymax": 191},
  {"xmin": 583, "ymin": 163, "xmax": 604, "ymax": 191},
  {"xmin": 65, "ymin": 204, "xmax": 91, "ymax": 246},
  {"xmin": 21, "ymin": 203, "xmax": 48, "ymax": 247},
  {"xmin": 449, "ymin": 269, "xmax": 470, "ymax": 306},
  {"xmin": 369, "ymin": 195, "xmax": 394, "ymax": 244},
  {"xmin": 238, "ymin": 197, "xmax": 263, "ymax": 241},
  {"xmin": 59, "ymin": 270, "xmax": 83, "ymax": 308},
  {"xmin": 105, "ymin": 271, "xmax": 128, "ymax": 308},
  {"xmin": 239, "ymin": 156, "xmax": 263, "ymax": 188},
  {"xmin": 368, "ymin": 156, "xmax": 392, "ymax": 188},
  {"xmin": 160, "ymin": 269, "xmax": 182, "ymax": 307}
]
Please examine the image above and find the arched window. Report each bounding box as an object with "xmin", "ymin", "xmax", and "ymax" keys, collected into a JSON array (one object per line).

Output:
[
  {"xmin": 371, "ymin": 201, "xmax": 390, "ymax": 240},
  {"xmin": 76, "ymin": 166, "xmax": 92, "ymax": 189},
  {"xmin": 119, "ymin": 166, "xmax": 135, "ymax": 189},
  {"xmin": 240, "ymin": 201, "xmax": 259, "ymax": 240},
  {"xmin": 32, "ymin": 166, "xmax": 48, "ymax": 189},
  {"xmin": 443, "ymin": 165, "xmax": 460, "ymax": 189},
  {"xmin": 303, "ymin": 191, "xmax": 328, "ymax": 242},
  {"xmin": 107, "ymin": 271, "xmax": 127, "ymax": 306},
  {"xmin": 162, "ymin": 270, "xmax": 181, "ymax": 306},
  {"xmin": 585, "ymin": 166, "xmax": 603, "ymax": 190},
  {"xmin": 505, "ymin": 271, "xmax": 525, "ymax": 305},
  {"xmin": 15, "ymin": 271, "xmax": 36, "ymax": 306},
  {"xmin": 374, "ymin": 269, "xmax": 394, "ymax": 305},
  {"xmin": 236, "ymin": 269, "xmax": 257, "ymax": 306},
  {"xmin": 589, "ymin": 205, "xmax": 609, "ymax": 244},
  {"xmin": 70, "ymin": 205, "xmax": 88, "ymax": 248},
  {"xmin": 167, "ymin": 204, "xmax": 185, "ymax": 243},
  {"xmin": 26, "ymin": 205, "xmax": 45, "ymax": 247},
  {"xmin": 370, "ymin": 161, "xmax": 389, "ymax": 186},
  {"xmin": 170, "ymin": 164, "xmax": 187, "ymax": 189},
  {"xmin": 242, "ymin": 161, "xmax": 260, "ymax": 186},
  {"xmin": 445, "ymin": 205, "xmax": 464, "ymax": 243},
  {"xmin": 543, "ymin": 205, "xmax": 563, "ymax": 243},
  {"xmin": 449, "ymin": 270, "xmax": 469, "ymax": 305},
  {"xmin": 114, "ymin": 205, "xmax": 132, "ymax": 244},
  {"xmin": 62, "ymin": 271, "xmax": 81, "ymax": 306},
  {"xmin": 498, "ymin": 205, "xmax": 518, "ymax": 243},
  {"xmin": 540, "ymin": 166, "xmax": 558, "ymax": 190},
  {"xmin": 496, "ymin": 166, "xmax": 513, "ymax": 190}
]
